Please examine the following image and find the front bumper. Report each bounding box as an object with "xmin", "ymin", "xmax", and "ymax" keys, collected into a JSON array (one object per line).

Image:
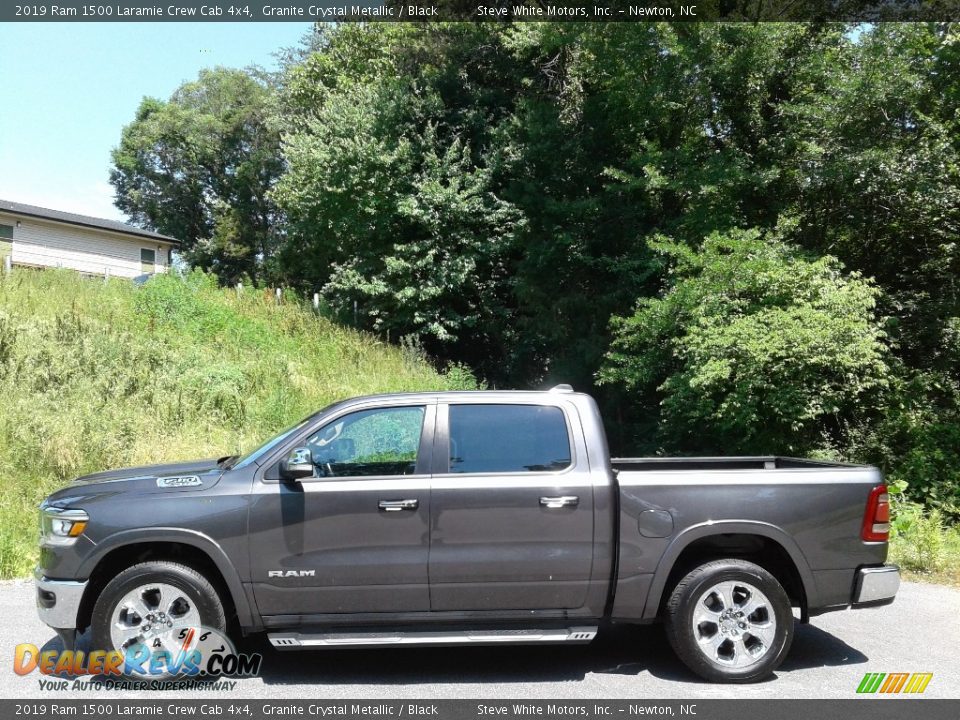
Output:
[
  {"xmin": 853, "ymin": 564, "xmax": 900, "ymax": 606},
  {"xmin": 34, "ymin": 567, "xmax": 87, "ymax": 630}
]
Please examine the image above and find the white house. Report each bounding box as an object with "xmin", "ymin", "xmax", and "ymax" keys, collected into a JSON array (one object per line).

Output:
[{"xmin": 0, "ymin": 199, "xmax": 179, "ymax": 279}]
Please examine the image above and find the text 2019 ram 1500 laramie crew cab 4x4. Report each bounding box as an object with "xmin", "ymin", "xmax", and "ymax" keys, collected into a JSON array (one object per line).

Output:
[{"xmin": 36, "ymin": 387, "xmax": 899, "ymax": 682}]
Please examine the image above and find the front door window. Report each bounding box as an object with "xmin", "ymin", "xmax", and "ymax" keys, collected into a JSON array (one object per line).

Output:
[{"xmin": 306, "ymin": 405, "xmax": 426, "ymax": 477}]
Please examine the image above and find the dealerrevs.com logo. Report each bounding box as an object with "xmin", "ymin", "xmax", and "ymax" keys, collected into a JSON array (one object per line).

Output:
[
  {"xmin": 856, "ymin": 672, "xmax": 934, "ymax": 694},
  {"xmin": 13, "ymin": 626, "xmax": 261, "ymax": 691}
]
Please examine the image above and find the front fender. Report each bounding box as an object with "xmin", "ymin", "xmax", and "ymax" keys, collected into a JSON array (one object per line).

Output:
[{"xmin": 77, "ymin": 527, "xmax": 256, "ymax": 628}]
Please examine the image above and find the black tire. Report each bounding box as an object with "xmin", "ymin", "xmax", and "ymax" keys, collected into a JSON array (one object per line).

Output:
[
  {"xmin": 91, "ymin": 561, "xmax": 226, "ymax": 675},
  {"xmin": 664, "ymin": 559, "xmax": 794, "ymax": 683}
]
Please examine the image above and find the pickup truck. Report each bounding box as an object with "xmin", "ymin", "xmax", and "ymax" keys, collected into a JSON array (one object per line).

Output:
[{"xmin": 36, "ymin": 387, "xmax": 899, "ymax": 683}]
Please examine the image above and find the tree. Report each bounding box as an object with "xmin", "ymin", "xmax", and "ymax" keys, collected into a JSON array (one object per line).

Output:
[
  {"xmin": 132, "ymin": 24, "xmax": 957, "ymax": 509},
  {"xmin": 273, "ymin": 24, "xmax": 526, "ymax": 375},
  {"xmin": 110, "ymin": 67, "xmax": 283, "ymax": 284},
  {"xmin": 600, "ymin": 227, "xmax": 890, "ymax": 455},
  {"xmin": 782, "ymin": 24, "xmax": 960, "ymax": 379}
]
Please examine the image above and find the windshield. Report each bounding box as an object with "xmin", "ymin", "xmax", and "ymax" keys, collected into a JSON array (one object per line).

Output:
[{"xmin": 231, "ymin": 409, "xmax": 328, "ymax": 470}]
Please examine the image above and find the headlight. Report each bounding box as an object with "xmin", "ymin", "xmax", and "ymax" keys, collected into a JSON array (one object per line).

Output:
[{"xmin": 39, "ymin": 506, "xmax": 88, "ymax": 546}]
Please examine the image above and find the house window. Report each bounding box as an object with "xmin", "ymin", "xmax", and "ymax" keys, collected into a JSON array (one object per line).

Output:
[
  {"xmin": 0, "ymin": 224, "xmax": 12, "ymax": 266},
  {"xmin": 140, "ymin": 248, "xmax": 156, "ymax": 274}
]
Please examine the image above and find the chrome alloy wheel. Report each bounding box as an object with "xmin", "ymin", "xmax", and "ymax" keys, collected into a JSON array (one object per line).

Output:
[
  {"xmin": 691, "ymin": 580, "xmax": 776, "ymax": 669},
  {"xmin": 109, "ymin": 582, "xmax": 201, "ymax": 656}
]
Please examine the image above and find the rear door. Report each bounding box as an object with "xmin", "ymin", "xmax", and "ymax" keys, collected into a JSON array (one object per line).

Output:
[{"xmin": 428, "ymin": 400, "xmax": 595, "ymax": 611}]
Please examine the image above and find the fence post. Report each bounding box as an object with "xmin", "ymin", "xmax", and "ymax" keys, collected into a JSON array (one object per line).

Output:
[
  {"xmin": 104, "ymin": 267, "xmax": 110, "ymax": 283},
  {"xmin": 312, "ymin": 293, "xmax": 320, "ymax": 311},
  {"xmin": 236, "ymin": 282, "xmax": 243, "ymax": 296},
  {"xmin": 275, "ymin": 287, "xmax": 282, "ymax": 305},
  {"xmin": 3, "ymin": 254, "xmax": 11, "ymax": 275}
]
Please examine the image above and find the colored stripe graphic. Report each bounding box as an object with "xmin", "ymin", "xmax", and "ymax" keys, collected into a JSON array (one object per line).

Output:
[
  {"xmin": 880, "ymin": 673, "xmax": 909, "ymax": 693},
  {"xmin": 857, "ymin": 672, "xmax": 933, "ymax": 694},
  {"xmin": 857, "ymin": 673, "xmax": 885, "ymax": 693},
  {"xmin": 904, "ymin": 673, "xmax": 933, "ymax": 694}
]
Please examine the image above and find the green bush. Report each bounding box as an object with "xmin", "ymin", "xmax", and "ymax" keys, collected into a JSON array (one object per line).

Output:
[
  {"xmin": 847, "ymin": 372, "xmax": 960, "ymax": 518},
  {"xmin": 0, "ymin": 268, "xmax": 473, "ymax": 578},
  {"xmin": 600, "ymin": 227, "xmax": 890, "ymax": 455},
  {"xmin": 889, "ymin": 492, "xmax": 960, "ymax": 577}
]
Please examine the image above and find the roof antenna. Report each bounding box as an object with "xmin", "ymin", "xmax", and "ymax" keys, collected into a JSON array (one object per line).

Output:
[{"xmin": 550, "ymin": 384, "xmax": 574, "ymax": 393}]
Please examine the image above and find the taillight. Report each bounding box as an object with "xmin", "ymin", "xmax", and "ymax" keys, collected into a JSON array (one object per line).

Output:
[{"xmin": 861, "ymin": 484, "xmax": 890, "ymax": 542}]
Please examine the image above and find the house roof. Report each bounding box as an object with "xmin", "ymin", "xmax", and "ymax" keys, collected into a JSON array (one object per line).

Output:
[{"xmin": 0, "ymin": 198, "xmax": 180, "ymax": 246}]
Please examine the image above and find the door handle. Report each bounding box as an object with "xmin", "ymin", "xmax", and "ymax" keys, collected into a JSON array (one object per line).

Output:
[
  {"xmin": 539, "ymin": 495, "xmax": 579, "ymax": 509},
  {"xmin": 378, "ymin": 499, "xmax": 419, "ymax": 512}
]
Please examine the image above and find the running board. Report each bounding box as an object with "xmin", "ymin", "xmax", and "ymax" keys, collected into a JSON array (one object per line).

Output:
[{"xmin": 268, "ymin": 626, "xmax": 598, "ymax": 649}]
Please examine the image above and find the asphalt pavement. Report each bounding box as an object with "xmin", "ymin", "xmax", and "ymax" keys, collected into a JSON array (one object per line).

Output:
[{"xmin": 1, "ymin": 579, "xmax": 957, "ymax": 700}]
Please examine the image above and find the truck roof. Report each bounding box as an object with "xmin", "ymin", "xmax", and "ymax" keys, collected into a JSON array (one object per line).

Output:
[
  {"xmin": 302, "ymin": 386, "xmax": 587, "ymax": 423},
  {"xmin": 332, "ymin": 385, "xmax": 582, "ymax": 404}
]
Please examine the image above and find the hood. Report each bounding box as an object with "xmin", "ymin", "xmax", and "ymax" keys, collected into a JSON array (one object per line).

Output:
[
  {"xmin": 44, "ymin": 458, "xmax": 226, "ymax": 507},
  {"xmin": 69, "ymin": 457, "xmax": 224, "ymax": 486}
]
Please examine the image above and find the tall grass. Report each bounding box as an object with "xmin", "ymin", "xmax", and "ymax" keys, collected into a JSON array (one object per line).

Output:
[
  {"xmin": 0, "ymin": 269, "xmax": 476, "ymax": 577},
  {"xmin": 890, "ymin": 496, "xmax": 960, "ymax": 585}
]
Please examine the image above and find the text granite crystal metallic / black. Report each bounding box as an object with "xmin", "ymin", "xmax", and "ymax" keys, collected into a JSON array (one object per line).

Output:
[{"xmin": 35, "ymin": 386, "xmax": 899, "ymax": 683}]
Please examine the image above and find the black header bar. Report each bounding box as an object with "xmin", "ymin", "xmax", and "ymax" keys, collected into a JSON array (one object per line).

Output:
[
  {"xmin": 1, "ymin": 700, "xmax": 959, "ymax": 720},
  {"xmin": 3, "ymin": 0, "xmax": 960, "ymax": 22}
]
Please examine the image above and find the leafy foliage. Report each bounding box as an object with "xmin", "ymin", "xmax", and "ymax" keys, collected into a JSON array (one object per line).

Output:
[
  {"xmin": 600, "ymin": 229, "xmax": 889, "ymax": 454},
  {"xmin": 110, "ymin": 68, "xmax": 284, "ymax": 284},
  {"xmin": 890, "ymin": 493, "xmax": 960, "ymax": 580},
  {"xmin": 107, "ymin": 23, "xmax": 960, "ymax": 517},
  {"xmin": 272, "ymin": 25, "xmax": 527, "ymax": 376},
  {"xmin": 848, "ymin": 370, "xmax": 960, "ymax": 515}
]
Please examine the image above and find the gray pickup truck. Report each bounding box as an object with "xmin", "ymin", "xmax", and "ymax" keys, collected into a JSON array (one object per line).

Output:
[{"xmin": 36, "ymin": 387, "xmax": 899, "ymax": 683}]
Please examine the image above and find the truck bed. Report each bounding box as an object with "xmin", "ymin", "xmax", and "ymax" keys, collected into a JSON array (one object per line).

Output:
[
  {"xmin": 611, "ymin": 455, "xmax": 865, "ymax": 472},
  {"xmin": 608, "ymin": 453, "xmax": 885, "ymax": 621}
]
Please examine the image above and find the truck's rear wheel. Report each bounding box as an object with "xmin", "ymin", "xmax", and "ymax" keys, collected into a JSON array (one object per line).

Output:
[
  {"xmin": 91, "ymin": 561, "xmax": 226, "ymax": 676},
  {"xmin": 664, "ymin": 559, "xmax": 793, "ymax": 683}
]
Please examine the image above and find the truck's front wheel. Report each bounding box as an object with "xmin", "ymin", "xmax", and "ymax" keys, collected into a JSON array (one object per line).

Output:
[
  {"xmin": 664, "ymin": 559, "xmax": 793, "ymax": 683},
  {"xmin": 91, "ymin": 561, "xmax": 227, "ymax": 671}
]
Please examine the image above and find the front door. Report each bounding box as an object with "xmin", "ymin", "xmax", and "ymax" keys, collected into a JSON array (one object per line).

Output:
[
  {"xmin": 248, "ymin": 403, "xmax": 434, "ymax": 617},
  {"xmin": 429, "ymin": 401, "xmax": 595, "ymax": 612}
]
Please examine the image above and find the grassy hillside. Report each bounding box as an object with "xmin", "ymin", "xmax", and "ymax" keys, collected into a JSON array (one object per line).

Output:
[{"xmin": 0, "ymin": 269, "xmax": 476, "ymax": 577}]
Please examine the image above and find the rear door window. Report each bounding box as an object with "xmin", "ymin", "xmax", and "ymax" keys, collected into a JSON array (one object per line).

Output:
[{"xmin": 447, "ymin": 404, "xmax": 571, "ymax": 474}]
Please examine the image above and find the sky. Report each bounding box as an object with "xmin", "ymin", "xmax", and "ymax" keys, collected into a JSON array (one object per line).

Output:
[{"xmin": 0, "ymin": 22, "xmax": 312, "ymax": 222}]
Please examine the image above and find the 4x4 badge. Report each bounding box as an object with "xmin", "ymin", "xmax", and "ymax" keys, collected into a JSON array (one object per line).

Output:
[{"xmin": 156, "ymin": 476, "xmax": 202, "ymax": 488}]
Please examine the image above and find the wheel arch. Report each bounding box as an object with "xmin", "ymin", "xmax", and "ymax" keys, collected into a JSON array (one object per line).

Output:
[
  {"xmin": 75, "ymin": 529, "xmax": 256, "ymax": 634},
  {"xmin": 642, "ymin": 521, "xmax": 816, "ymax": 621}
]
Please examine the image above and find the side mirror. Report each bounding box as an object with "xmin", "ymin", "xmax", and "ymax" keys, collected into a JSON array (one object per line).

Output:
[{"xmin": 279, "ymin": 447, "xmax": 315, "ymax": 481}]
